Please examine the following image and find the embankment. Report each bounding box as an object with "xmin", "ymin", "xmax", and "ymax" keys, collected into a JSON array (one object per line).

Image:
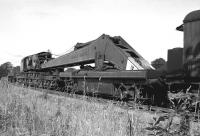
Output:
[{"xmin": 0, "ymin": 80, "xmax": 199, "ymax": 136}]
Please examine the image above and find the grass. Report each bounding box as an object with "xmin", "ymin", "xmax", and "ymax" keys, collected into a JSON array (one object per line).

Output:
[{"xmin": 0, "ymin": 80, "xmax": 199, "ymax": 136}]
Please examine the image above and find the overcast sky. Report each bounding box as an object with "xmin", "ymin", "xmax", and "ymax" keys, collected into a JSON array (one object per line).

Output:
[{"xmin": 0, "ymin": 0, "xmax": 199, "ymax": 66}]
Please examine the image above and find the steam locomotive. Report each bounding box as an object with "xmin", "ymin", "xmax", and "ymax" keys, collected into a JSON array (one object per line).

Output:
[{"xmin": 8, "ymin": 10, "xmax": 200, "ymax": 108}]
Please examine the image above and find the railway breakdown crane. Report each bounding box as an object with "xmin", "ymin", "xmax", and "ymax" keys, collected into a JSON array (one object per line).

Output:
[{"xmin": 10, "ymin": 34, "xmax": 168, "ymax": 107}]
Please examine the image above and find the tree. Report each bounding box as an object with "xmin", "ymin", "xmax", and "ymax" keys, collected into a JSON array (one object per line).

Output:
[
  {"xmin": 0, "ymin": 62, "xmax": 13, "ymax": 78},
  {"xmin": 12, "ymin": 66, "xmax": 20, "ymax": 75},
  {"xmin": 151, "ymin": 58, "xmax": 166, "ymax": 70}
]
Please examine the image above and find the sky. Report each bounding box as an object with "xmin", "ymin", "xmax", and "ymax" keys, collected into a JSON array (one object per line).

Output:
[{"xmin": 0, "ymin": 0, "xmax": 200, "ymax": 66}]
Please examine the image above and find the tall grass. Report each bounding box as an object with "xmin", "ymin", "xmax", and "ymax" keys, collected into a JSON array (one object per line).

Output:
[{"xmin": 0, "ymin": 80, "xmax": 199, "ymax": 136}]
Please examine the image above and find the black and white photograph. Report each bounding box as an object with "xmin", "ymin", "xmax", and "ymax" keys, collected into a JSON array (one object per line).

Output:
[{"xmin": 0, "ymin": 0, "xmax": 200, "ymax": 135}]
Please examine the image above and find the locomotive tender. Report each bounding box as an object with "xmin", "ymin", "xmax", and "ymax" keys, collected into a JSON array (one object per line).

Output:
[
  {"xmin": 8, "ymin": 10, "xmax": 200, "ymax": 108},
  {"xmin": 176, "ymin": 10, "xmax": 200, "ymax": 78}
]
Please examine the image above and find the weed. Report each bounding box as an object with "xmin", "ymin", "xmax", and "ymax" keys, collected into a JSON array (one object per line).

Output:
[
  {"xmin": 145, "ymin": 112, "xmax": 191, "ymax": 136},
  {"xmin": 0, "ymin": 81, "xmax": 199, "ymax": 136}
]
